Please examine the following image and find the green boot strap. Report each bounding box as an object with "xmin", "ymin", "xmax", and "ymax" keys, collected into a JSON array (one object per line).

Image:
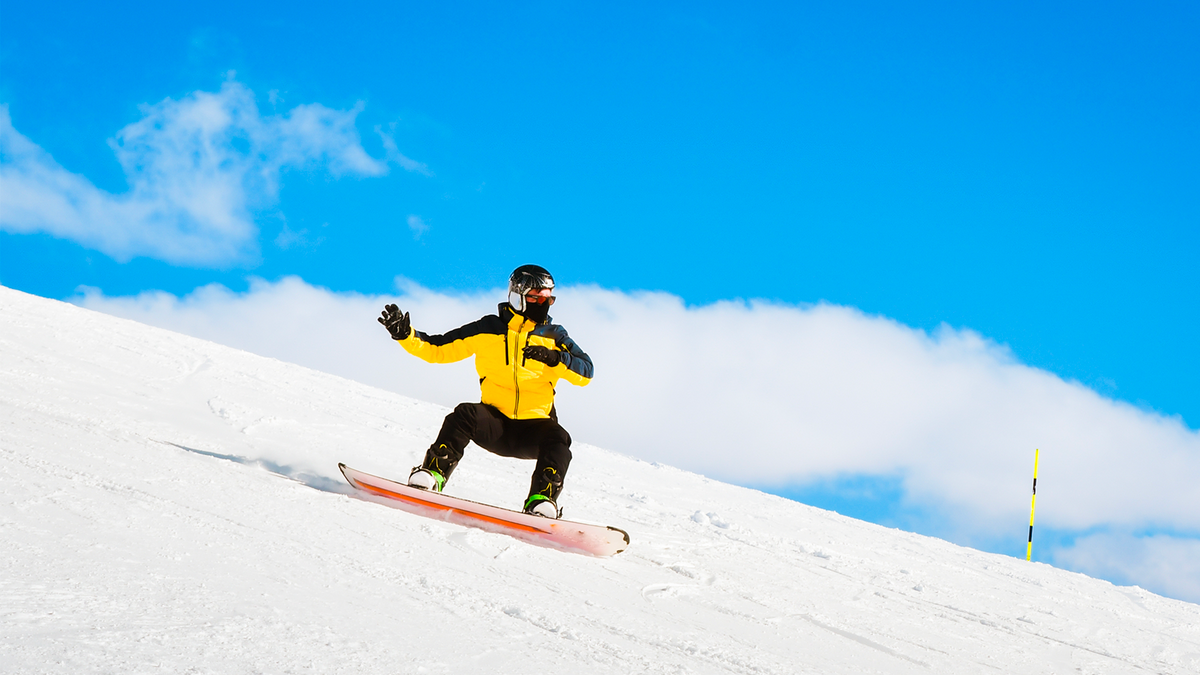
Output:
[{"xmin": 524, "ymin": 493, "xmax": 554, "ymax": 511}]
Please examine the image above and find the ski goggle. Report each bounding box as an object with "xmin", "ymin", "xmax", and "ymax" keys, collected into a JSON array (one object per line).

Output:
[{"xmin": 524, "ymin": 291, "xmax": 555, "ymax": 305}]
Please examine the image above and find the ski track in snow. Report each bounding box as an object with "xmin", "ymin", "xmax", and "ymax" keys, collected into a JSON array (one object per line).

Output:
[{"xmin": 2, "ymin": 285, "xmax": 1199, "ymax": 674}]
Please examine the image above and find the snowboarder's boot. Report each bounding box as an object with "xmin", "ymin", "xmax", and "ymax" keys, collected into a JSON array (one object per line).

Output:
[
  {"xmin": 407, "ymin": 467, "xmax": 445, "ymax": 492},
  {"xmin": 408, "ymin": 443, "xmax": 458, "ymax": 492},
  {"xmin": 523, "ymin": 465, "xmax": 563, "ymax": 518},
  {"xmin": 523, "ymin": 495, "xmax": 560, "ymax": 518}
]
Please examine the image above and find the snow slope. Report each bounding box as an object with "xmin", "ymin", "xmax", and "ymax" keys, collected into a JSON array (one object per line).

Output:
[{"xmin": 2, "ymin": 285, "xmax": 1198, "ymax": 674}]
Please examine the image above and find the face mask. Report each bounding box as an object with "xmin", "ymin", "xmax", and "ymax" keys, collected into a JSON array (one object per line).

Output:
[{"xmin": 521, "ymin": 300, "xmax": 550, "ymax": 323}]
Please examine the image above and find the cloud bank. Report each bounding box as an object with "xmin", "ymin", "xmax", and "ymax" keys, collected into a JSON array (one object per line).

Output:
[
  {"xmin": 1051, "ymin": 532, "xmax": 1200, "ymax": 604},
  {"xmin": 0, "ymin": 80, "xmax": 414, "ymax": 266},
  {"xmin": 74, "ymin": 277, "xmax": 1200, "ymax": 600}
]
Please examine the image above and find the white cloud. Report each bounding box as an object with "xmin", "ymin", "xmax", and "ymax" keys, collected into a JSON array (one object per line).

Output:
[
  {"xmin": 407, "ymin": 214, "xmax": 429, "ymax": 239},
  {"xmin": 1051, "ymin": 532, "xmax": 1200, "ymax": 603},
  {"xmin": 73, "ymin": 276, "xmax": 1200, "ymax": 597},
  {"xmin": 0, "ymin": 80, "xmax": 421, "ymax": 266},
  {"xmin": 273, "ymin": 223, "xmax": 323, "ymax": 251},
  {"xmin": 376, "ymin": 123, "xmax": 431, "ymax": 175}
]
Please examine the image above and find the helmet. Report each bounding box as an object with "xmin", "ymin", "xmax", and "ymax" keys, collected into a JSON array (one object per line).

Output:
[{"xmin": 508, "ymin": 264, "xmax": 555, "ymax": 313}]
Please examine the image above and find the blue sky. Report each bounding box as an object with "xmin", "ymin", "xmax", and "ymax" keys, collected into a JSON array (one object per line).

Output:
[
  {"xmin": 4, "ymin": 1, "xmax": 1195, "ymax": 424},
  {"xmin": 3, "ymin": 2, "xmax": 1199, "ymax": 600}
]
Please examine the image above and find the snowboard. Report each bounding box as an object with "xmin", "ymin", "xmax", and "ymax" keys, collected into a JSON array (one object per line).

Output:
[{"xmin": 338, "ymin": 463, "xmax": 630, "ymax": 557}]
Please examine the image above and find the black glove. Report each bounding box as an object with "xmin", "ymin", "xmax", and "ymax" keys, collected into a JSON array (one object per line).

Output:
[
  {"xmin": 523, "ymin": 345, "xmax": 561, "ymax": 367},
  {"xmin": 378, "ymin": 304, "xmax": 411, "ymax": 340}
]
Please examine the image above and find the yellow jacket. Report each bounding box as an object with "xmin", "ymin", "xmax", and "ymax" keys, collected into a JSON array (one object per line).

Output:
[{"xmin": 398, "ymin": 304, "xmax": 593, "ymax": 420}]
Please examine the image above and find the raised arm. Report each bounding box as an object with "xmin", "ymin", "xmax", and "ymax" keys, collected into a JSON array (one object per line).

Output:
[{"xmin": 381, "ymin": 307, "xmax": 498, "ymax": 365}]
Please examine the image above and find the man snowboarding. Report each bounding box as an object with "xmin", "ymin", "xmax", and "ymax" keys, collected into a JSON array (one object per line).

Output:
[{"xmin": 377, "ymin": 265, "xmax": 593, "ymax": 519}]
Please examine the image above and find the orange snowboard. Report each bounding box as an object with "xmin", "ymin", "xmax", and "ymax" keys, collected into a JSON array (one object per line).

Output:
[{"xmin": 339, "ymin": 464, "xmax": 630, "ymax": 557}]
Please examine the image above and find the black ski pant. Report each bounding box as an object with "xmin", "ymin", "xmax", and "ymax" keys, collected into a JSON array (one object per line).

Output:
[{"xmin": 423, "ymin": 402, "xmax": 572, "ymax": 503}]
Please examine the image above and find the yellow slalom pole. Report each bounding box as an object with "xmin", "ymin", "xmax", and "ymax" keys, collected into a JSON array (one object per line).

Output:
[{"xmin": 1026, "ymin": 448, "xmax": 1039, "ymax": 561}]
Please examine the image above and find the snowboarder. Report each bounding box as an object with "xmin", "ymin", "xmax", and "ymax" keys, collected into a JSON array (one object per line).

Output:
[{"xmin": 377, "ymin": 265, "xmax": 593, "ymax": 518}]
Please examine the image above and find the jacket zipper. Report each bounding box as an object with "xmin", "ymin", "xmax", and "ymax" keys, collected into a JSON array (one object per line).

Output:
[{"xmin": 512, "ymin": 320, "xmax": 523, "ymax": 417}]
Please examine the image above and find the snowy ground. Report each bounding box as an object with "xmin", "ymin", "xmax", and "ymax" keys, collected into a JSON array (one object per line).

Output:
[{"xmin": 2, "ymin": 285, "xmax": 1198, "ymax": 674}]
